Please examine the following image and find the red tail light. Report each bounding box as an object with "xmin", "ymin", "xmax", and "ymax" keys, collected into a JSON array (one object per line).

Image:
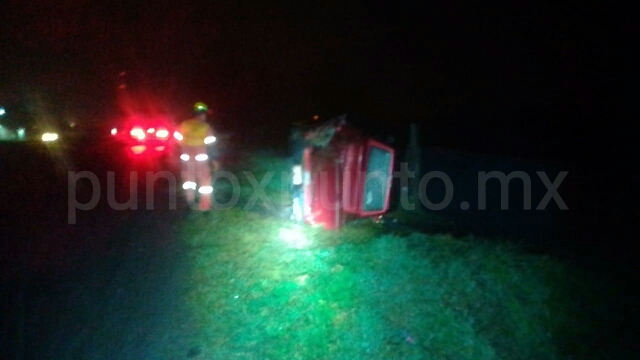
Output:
[{"xmin": 130, "ymin": 145, "xmax": 146, "ymax": 154}]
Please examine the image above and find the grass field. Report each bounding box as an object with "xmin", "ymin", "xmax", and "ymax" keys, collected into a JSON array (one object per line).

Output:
[{"xmin": 178, "ymin": 152, "xmax": 623, "ymax": 359}]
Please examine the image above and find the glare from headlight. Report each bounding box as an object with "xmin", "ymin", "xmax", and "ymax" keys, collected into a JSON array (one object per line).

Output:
[
  {"xmin": 42, "ymin": 132, "xmax": 59, "ymax": 142},
  {"xmin": 195, "ymin": 154, "xmax": 208, "ymax": 161},
  {"xmin": 279, "ymin": 227, "xmax": 309, "ymax": 249}
]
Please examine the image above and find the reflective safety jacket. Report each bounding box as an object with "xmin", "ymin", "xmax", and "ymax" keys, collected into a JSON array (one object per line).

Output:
[{"xmin": 180, "ymin": 119, "xmax": 212, "ymax": 147}]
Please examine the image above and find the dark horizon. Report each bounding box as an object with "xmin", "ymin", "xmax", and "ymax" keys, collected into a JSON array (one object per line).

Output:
[{"xmin": 0, "ymin": 1, "xmax": 630, "ymax": 161}]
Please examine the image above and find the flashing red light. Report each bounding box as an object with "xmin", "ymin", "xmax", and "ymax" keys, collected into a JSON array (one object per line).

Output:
[
  {"xmin": 130, "ymin": 127, "xmax": 145, "ymax": 140},
  {"xmin": 156, "ymin": 128, "xmax": 169, "ymax": 138},
  {"xmin": 130, "ymin": 145, "xmax": 146, "ymax": 154}
]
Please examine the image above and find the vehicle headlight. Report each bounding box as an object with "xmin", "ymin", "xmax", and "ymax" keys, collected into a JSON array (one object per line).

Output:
[
  {"xmin": 204, "ymin": 136, "xmax": 216, "ymax": 144},
  {"xmin": 42, "ymin": 132, "xmax": 59, "ymax": 142}
]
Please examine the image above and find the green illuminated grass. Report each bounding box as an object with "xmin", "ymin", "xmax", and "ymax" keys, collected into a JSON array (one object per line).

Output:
[
  {"xmin": 179, "ymin": 152, "xmax": 616, "ymax": 359},
  {"xmin": 219, "ymin": 150, "xmax": 293, "ymax": 210},
  {"xmin": 180, "ymin": 208, "xmax": 612, "ymax": 359}
]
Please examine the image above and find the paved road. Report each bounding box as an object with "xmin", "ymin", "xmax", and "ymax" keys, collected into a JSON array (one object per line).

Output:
[{"xmin": 1, "ymin": 140, "xmax": 202, "ymax": 360}]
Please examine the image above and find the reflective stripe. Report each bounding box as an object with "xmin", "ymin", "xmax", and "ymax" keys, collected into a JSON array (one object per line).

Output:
[
  {"xmin": 182, "ymin": 181, "xmax": 197, "ymax": 190},
  {"xmin": 195, "ymin": 154, "xmax": 208, "ymax": 161},
  {"xmin": 292, "ymin": 165, "xmax": 303, "ymax": 185}
]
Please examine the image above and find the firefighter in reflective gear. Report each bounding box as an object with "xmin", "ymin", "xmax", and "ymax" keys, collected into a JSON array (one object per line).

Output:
[
  {"xmin": 289, "ymin": 115, "xmax": 319, "ymax": 221},
  {"xmin": 289, "ymin": 126, "xmax": 305, "ymax": 221},
  {"xmin": 178, "ymin": 102, "xmax": 216, "ymax": 210}
]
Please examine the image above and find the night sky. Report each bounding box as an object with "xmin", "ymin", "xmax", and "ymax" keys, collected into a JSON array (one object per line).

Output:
[{"xmin": 0, "ymin": 1, "xmax": 630, "ymax": 159}]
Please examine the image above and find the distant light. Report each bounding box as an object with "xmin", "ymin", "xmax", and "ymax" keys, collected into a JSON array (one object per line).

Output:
[
  {"xmin": 180, "ymin": 154, "xmax": 190, "ymax": 161},
  {"xmin": 204, "ymin": 135, "xmax": 216, "ymax": 144},
  {"xmin": 154, "ymin": 146, "xmax": 165, "ymax": 151},
  {"xmin": 69, "ymin": 122, "xmax": 76, "ymax": 128},
  {"xmin": 0, "ymin": 107, "xmax": 6, "ymax": 116},
  {"xmin": 17, "ymin": 128, "xmax": 25, "ymax": 139},
  {"xmin": 130, "ymin": 145, "xmax": 146, "ymax": 154},
  {"xmin": 195, "ymin": 154, "xmax": 208, "ymax": 161},
  {"xmin": 182, "ymin": 181, "xmax": 197, "ymax": 190},
  {"xmin": 111, "ymin": 127, "xmax": 118, "ymax": 135},
  {"xmin": 313, "ymin": 115, "xmax": 319, "ymax": 121},
  {"xmin": 173, "ymin": 131, "xmax": 183, "ymax": 141},
  {"xmin": 198, "ymin": 186, "xmax": 213, "ymax": 194},
  {"xmin": 156, "ymin": 129, "xmax": 169, "ymax": 138},
  {"xmin": 41, "ymin": 132, "xmax": 59, "ymax": 142},
  {"xmin": 147, "ymin": 128, "xmax": 155, "ymax": 134}
]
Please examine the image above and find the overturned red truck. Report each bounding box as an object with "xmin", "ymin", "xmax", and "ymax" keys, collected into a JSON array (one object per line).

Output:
[{"xmin": 300, "ymin": 115, "xmax": 395, "ymax": 229}]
